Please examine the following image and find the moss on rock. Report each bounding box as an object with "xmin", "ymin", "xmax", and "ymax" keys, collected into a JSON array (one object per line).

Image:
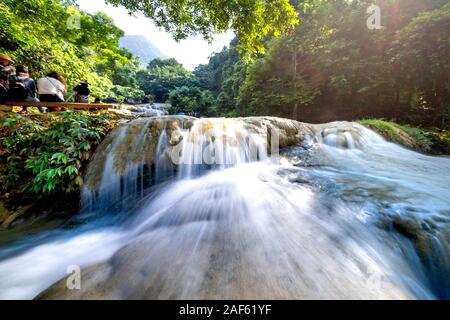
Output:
[{"xmin": 359, "ymin": 119, "xmax": 450, "ymax": 155}]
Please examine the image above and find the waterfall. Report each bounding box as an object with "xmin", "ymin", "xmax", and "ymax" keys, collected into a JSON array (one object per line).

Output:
[
  {"xmin": 0, "ymin": 117, "xmax": 448, "ymax": 299},
  {"xmin": 81, "ymin": 117, "xmax": 280, "ymax": 212},
  {"xmin": 176, "ymin": 118, "xmax": 268, "ymax": 178}
]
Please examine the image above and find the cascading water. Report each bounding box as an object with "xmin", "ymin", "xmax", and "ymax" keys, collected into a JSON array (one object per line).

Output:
[
  {"xmin": 176, "ymin": 118, "xmax": 268, "ymax": 178},
  {"xmin": 127, "ymin": 103, "xmax": 169, "ymax": 117},
  {"xmin": 0, "ymin": 117, "xmax": 448, "ymax": 299}
]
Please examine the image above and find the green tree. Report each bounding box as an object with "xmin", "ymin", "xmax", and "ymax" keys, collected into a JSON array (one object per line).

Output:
[
  {"xmin": 168, "ymin": 86, "xmax": 216, "ymax": 116},
  {"xmin": 194, "ymin": 39, "xmax": 248, "ymax": 116},
  {"xmin": 104, "ymin": 0, "xmax": 298, "ymax": 56},
  {"xmin": 0, "ymin": 0, "xmax": 144, "ymax": 102},
  {"xmin": 137, "ymin": 58, "xmax": 194, "ymax": 102},
  {"xmin": 391, "ymin": 3, "xmax": 450, "ymax": 127},
  {"xmin": 237, "ymin": 0, "xmax": 450, "ymax": 127}
]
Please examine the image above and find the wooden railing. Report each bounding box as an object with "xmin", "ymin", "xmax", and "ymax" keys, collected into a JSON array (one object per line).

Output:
[{"xmin": 0, "ymin": 101, "xmax": 116, "ymax": 112}]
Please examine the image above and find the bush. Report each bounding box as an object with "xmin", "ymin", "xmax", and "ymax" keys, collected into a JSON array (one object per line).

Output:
[
  {"xmin": 168, "ymin": 86, "xmax": 216, "ymax": 116},
  {"xmin": 359, "ymin": 119, "xmax": 450, "ymax": 154},
  {"xmin": 0, "ymin": 112, "xmax": 120, "ymax": 196},
  {"xmin": 111, "ymin": 85, "xmax": 146, "ymax": 103}
]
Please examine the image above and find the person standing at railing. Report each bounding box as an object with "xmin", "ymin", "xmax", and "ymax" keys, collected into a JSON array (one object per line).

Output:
[
  {"xmin": 0, "ymin": 73, "xmax": 9, "ymax": 103},
  {"xmin": 37, "ymin": 72, "xmax": 67, "ymax": 111},
  {"xmin": 73, "ymin": 80, "xmax": 90, "ymax": 103}
]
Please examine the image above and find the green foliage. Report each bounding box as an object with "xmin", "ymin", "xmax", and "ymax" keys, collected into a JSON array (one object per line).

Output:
[
  {"xmin": 239, "ymin": 34, "xmax": 320, "ymax": 117},
  {"xmin": 359, "ymin": 119, "xmax": 417, "ymax": 144},
  {"xmin": 137, "ymin": 58, "xmax": 194, "ymax": 102},
  {"xmin": 111, "ymin": 85, "xmax": 146, "ymax": 103},
  {"xmin": 168, "ymin": 86, "xmax": 216, "ymax": 116},
  {"xmin": 238, "ymin": 0, "xmax": 450, "ymax": 127},
  {"xmin": 180, "ymin": 0, "xmax": 449, "ymax": 123},
  {"xmin": 194, "ymin": 39, "xmax": 248, "ymax": 116},
  {"xmin": 359, "ymin": 119, "xmax": 450, "ymax": 154},
  {"xmin": 2, "ymin": 0, "xmax": 447, "ymax": 131},
  {"xmin": 147, "ymin": 58, "xmax": 180, "ymax": 69},
  {"xmin": 0, "ymin": 0, "xmax": 143, "ymax": 102},
  {"xmin": 104, "ymin": 0, "xmax": 298, "ymax": 57},
  {"xmin": 391, "ymin": 3, "xmax": 450, "ymax": 127},
  {"xmin": 147, "ymin": 41, "xmax": 248, "ymax": 117},
  {"xmin": 0, "ymin": 112, "xmax": 120, "ymax": 196}
]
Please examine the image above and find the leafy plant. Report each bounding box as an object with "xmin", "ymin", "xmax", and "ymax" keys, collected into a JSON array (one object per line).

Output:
[
  {"xmin": 168, "ymin": 86, "xmax": 216, "ymax": 116},
  {"xmin": 359, "ymin": 119, "xmax": 450, "ymax": 154},
  {"xmin": 0, "ymin": 112, "xmax": 120, "ymax": 196},
  {"xmin": 137, "ymin": 58, "xmax": 195, "ymax": 102}
]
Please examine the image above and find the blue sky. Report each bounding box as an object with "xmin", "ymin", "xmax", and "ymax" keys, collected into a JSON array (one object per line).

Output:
[{"xmin": 76, "ymin": 0, "xmax": 234, "ymax": 70}]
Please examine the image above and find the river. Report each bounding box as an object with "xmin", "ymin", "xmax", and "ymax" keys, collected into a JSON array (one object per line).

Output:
[{"xmin": 0, "ymin": 117, "xmax": 448, "ymax": 299}]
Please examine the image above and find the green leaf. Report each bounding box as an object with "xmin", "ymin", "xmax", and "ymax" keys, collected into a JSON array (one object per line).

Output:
[{"xmin": 75, "ymin": 176, "xmax": 83, "ymax": 186}]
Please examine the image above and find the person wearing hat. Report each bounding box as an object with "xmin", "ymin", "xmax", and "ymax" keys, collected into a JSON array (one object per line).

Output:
[
  {"xmin": 0, "ymin": 53, "xmax": 15, "ymax": 103},
  {"xmin": 73, "ymin": 80, "xmax": 91, "ymax": 103},
  {"xmin": 0, "ymin": 53, "xmax": 14, "ymax": 67},
  {"xmin": 0, "ymin": 53, "xmax": 15, "ymax": 80}
]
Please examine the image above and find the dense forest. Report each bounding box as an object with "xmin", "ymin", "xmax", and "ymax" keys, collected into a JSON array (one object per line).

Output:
[
  {"xmin": 1, "ymin": 0, "xmax": 450, "ymax": 302},
  {"xmin": 0, "ymin": 0, "xmax": 145, "ymax": 101},
  {"xmin": 160, "ymin": 0, "xmax": 450, "ymax": 128},
  {"xmin": 1, "ymin": 0, "xmax": 449, "ymax": 128}
]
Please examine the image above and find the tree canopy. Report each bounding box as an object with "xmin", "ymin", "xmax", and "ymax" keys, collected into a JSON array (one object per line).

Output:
[
  {"xmin": 136, "ymin": 58, "xmax": 194, "ymax": 102},
  {"xmin": 235, "ymin": 0, "xmax": 450, "ymax": 127},
  {"xmin": 0, "ymin": 0, "xmax": 145, "ymax": 102},
  {"xmin": 154, "ymin": 0, "xmax": 449, "ymax": 128},
  {"xmin": 1, "ymin": 0, "xmax": 448, "ymax": 128},
  {"xmin": 104, "ymin": 0, "xmax": 299, "ymax": 56}
]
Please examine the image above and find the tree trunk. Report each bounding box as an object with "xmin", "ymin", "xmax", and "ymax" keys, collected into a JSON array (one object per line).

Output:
[{"xmin": 292, "ymin": 49, "xmax": 298, "ymax": 120}]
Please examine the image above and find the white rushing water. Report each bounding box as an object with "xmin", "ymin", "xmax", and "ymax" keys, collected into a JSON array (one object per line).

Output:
[
  {"xmin": 127, "ymin": 103, "xmax": 169, "ymax": 117},
  {"xmin": 0, "ymin": 119, "xmax": 448, "ymax": 299}
]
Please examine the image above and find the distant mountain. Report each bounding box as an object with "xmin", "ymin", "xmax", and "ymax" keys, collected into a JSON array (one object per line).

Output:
[{"xmin": 119, "ymin": 35, "xmax": 167, "ymax": 67}]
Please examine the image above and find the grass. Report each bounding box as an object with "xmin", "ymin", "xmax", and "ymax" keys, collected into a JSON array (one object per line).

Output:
[{"xmin": 359, "ymin": 119, "xmax": 450, "ymax": 154}]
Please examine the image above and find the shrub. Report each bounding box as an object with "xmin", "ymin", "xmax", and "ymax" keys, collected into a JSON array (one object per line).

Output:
[
  {"xmin": 359, "ymin": 119, "xmax": 450, "ymax": 154},
  {"xmin": 0, "ymin": 112, "xmax": 120, "ymax": 196}
]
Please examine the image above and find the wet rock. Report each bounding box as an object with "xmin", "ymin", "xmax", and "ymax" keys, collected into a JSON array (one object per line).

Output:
[
  {"xmin": 84, "ymin": 116, "xmax": 195, "ymax": 190},
  {"xmin": 36, "ymin": 262, "xmax": 116, "ymax": 300},
  {"xmin": 392, "ymin": 216, "xmax": 423, "ymax": 240},
  {"xmin": 388, "ymin": 214, "xmax": 450, "ymax": 298},
  {"xmin": 241, "ymin": 117, "xmax": 315, "ymax": 149}
]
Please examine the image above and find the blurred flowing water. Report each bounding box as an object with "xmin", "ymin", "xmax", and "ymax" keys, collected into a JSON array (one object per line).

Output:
[{"xmin": 0, "ymin": 118, "xmax": 448, "ymax": 299}]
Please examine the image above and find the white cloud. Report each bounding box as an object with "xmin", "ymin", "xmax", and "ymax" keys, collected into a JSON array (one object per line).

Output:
[{"xmin": 76, "ymin": 0, "xmax": 234, "ymax": 70}]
